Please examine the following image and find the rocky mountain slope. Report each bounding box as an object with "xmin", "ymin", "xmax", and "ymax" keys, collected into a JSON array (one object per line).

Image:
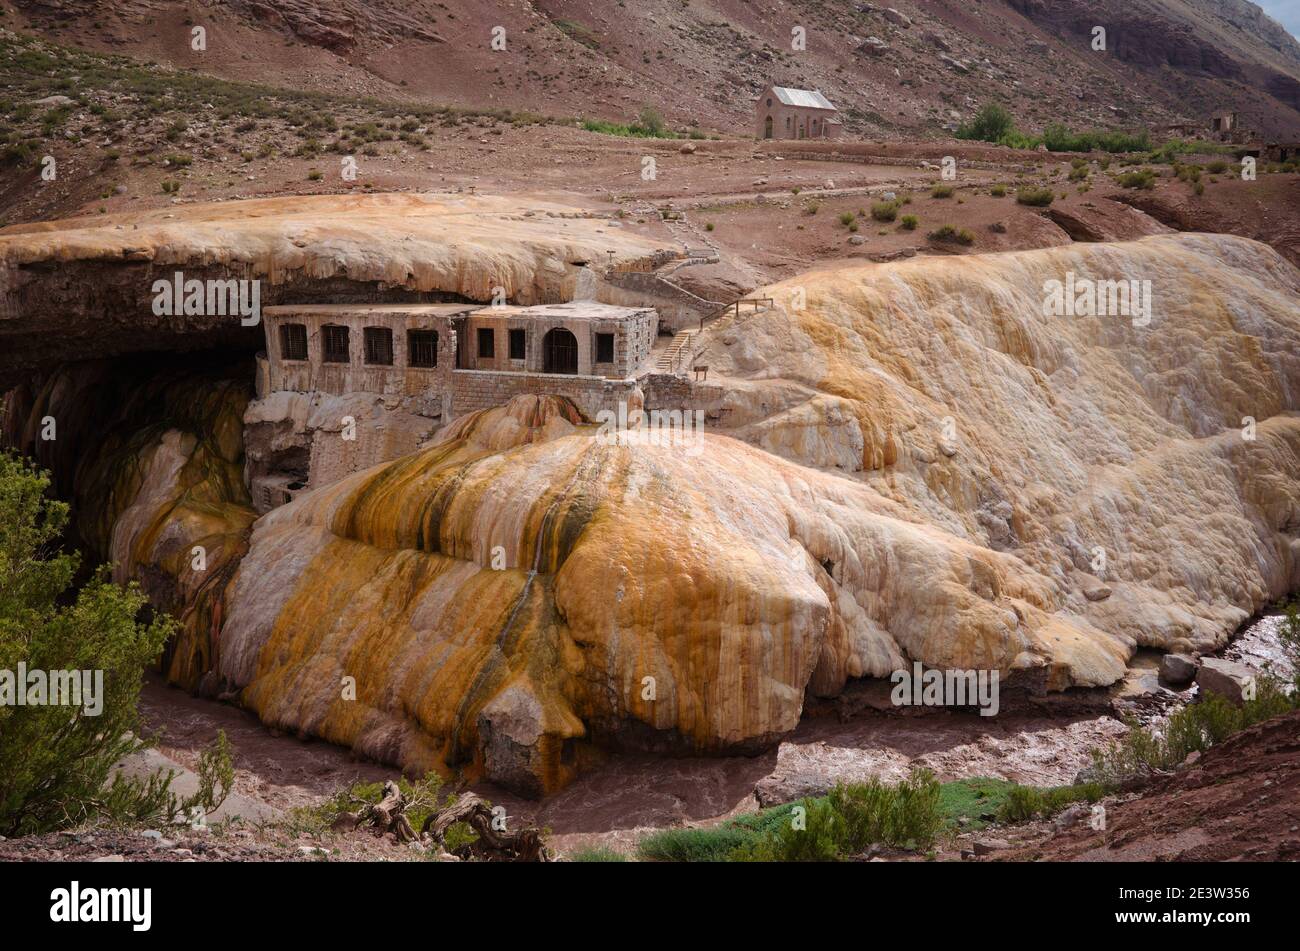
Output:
[{"xmin": 7, "ymin": 0, "xmax": 1300, "ymax": 138}]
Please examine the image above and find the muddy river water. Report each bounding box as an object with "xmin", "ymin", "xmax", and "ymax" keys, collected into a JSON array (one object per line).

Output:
[{"xmin": 137, "ymin": 611, "xmax": 1292, "ymax": 855}]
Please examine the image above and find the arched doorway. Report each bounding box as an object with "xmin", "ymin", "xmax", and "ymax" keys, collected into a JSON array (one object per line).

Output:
[
  {"xmin": 543, "ymin": 328, "xmax": 578, "ymax": 374},
  {"xmin": 764, "ymin": 115, "xmax": 773, "ymax": 139}
]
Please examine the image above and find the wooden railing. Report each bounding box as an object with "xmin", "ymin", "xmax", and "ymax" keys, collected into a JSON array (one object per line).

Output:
[{"xmin": 698, "ymin": 297, "xmax": 775, "ymax": 332}]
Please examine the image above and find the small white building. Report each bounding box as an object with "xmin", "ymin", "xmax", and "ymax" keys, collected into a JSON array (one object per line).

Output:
[{"xmin": 755, "ymin": 86, "xmax": 842, "ymax": 140}]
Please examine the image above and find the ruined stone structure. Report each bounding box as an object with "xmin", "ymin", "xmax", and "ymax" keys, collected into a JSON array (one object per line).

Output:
[
  {"xmin": 754, "ymin": 85, "xmax": 842, "ymax": 140},
  {"xmin": 249, "ymin": 301, "xmax": 661, "ymax": 510}
]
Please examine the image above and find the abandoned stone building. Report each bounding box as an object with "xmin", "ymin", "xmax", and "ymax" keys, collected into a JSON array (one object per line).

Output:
[
  {"xmin": 754, "ymin": 86, "xmax": 842, "ymax": 140},
  {"xmin": 260, "ymin": 300, "xmax": 657, "ymax": 412},
  {"xmin": 248, "ymin": 300, "xmax": 662, "ymax": 511}
]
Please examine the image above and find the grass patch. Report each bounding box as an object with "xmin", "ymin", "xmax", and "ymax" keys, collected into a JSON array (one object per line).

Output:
[
  {"xmin": 640, "ymin": 770, "xmax": 947, "ymax": 862},
  {"xmin": 567, "ymin": 846, "xmax": 627, "ymax": 862},
  {"xmin": 930, "ymin": 184, "xmax": 954, "ymax": 198}
]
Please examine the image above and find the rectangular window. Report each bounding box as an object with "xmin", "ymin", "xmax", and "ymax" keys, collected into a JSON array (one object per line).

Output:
[
  {"xmin": 408, "ymin": 330, "xmax": 438, "ymax": 368},
  {"xmin": 595, "ymin": 332, "xmax": 615, "ymax": 364},
  {"xmin": 477, "ymin": 327, "xmax": 495, "ymax": 359},
  {"xmin": 364, "ymin": 327, "xmax": 393, "ymax": 365},
  {"xmin": 509, "ymin": 328, "xmax": 526, "ymax": 361},
  {"xmin": 279, "ymin": 323, "xmax": 307, "ymax": 361},
  {"xmin": 322, "ymin": 325, "xmax": 350, "ymax": 363}
]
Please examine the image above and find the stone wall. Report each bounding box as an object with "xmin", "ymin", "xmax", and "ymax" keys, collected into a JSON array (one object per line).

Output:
[
  {"xmin": 451, "ymin": 369, "xmax": 640, "ymax": 420},
  {"xmin": 597, "ymin": 271, "xmax": 719, "ymax": 333}
]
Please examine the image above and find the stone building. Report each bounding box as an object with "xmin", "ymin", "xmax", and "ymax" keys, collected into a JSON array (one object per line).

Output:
[
  {"xmin": 251, "ymin": 301, "xmax": 659, "ymax": 511},
  {"xmin": 754, "ymin": 86, "xmax": 842, "ymax": 140},
  {"xmin": 262, "ymin": 301, "xmax": 656, "ymax": 394}
]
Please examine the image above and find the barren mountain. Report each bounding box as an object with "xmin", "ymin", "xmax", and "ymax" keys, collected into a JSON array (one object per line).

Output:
[{"xmin": 8, "ymin": 0, "xmax": 1300, "ymax": 138}]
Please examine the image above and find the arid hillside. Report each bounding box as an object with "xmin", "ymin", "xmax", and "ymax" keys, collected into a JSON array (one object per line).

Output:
[{"xmin": 7, "ymin": 0, "xmax": 1300, "ymax": 138}]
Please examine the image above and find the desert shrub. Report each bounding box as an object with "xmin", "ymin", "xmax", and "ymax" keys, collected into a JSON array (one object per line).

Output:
[
  {"xmin": 900, "ymin": 214, "xmax": 918, "ymax": 230},
  {"xmin": 955, "ymin": 102, "xmax": 1014, "ymax": 143},
  {"xmin": 930, "ymin": 184, "xmax": 954, "ymax": 198},
  {"xmin": 161, "ymin": 179, "xmax": 180, "ymax": 193},
  {"xmin": 732, "ymin": 797, "xmax": 843, "ymax": 862},
  {"xmin": 871, "ymin": 200, "xmax": 899, "ymax": 222},
  {"xmin": 1089, "ymin": 679, "xmax": 1298, "ymax": 790},
  {"xmin": 990, "ymin": 183, "xmax": 1007, "ymax": 197},
  {"xmin": 1068, "ymin": 164, "xmax": 1089, "ymax": 181},
  {"xmin": 1117, "ymin": 169, "xmax": 1156, "ymax": 189},
  {"xmin": 307, "ymin": 170, "xmax": 322, "ymax": 181},
  {"xmin": 995, "ymin": 782, "xmax": 1103, "ymax": 823},
  {"xmin": 0, "ymin": 454, "xmax": 239, "ymax": 836},
  {"xmin": 928, "ymin": 224, "xmax": 974, "ymax": 245},
  {"xmin": 838, "ymin": 210, "xmax": 856, "ymax": 226},
  {"xmin": 1015, "ymin": 186, "xmax": 1054, "ymax": 206}
]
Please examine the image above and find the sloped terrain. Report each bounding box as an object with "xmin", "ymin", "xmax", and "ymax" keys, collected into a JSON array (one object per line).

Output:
[
  {"xmin": 8, "ymin": 0, "xmax": 1300, "ymax": 138},
  {"xmin": 1002, "ymin": 709, "xmax": 1300, "ymax": 861}
]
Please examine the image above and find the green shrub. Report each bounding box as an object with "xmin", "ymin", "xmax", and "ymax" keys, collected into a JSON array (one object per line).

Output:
[
  {"xmin": 1015, "ymin": 186, "xmax": 1054, "ymax": 206},
  {"xmin": 1089, "ymin": 678, "xmax": 1299, "ymax": 790},
  {"xmin": 838, "ymin": 210, "xmax": 856, "ymax": 226},
  {"xmin": 0, "ymin": 453, "xmax": 234, "ymax": 836},
  {"xmin": 1117, "ymin": 169, "xmax": 1156, "ymax": 189},
  {"xmin": 990, "ymin": 183, "xmax": 1007, "ymax": 197},
  {"xmin": 871, "ymin": 200, "xmax": 899, "ymax": 222},
  {"xmin": 955, "ymin": 102, "xmax": 1014, "ymax": 143},
  {"xmin": 568, "ymin": 846, "xmax": 627, "ymax": 862},
  {"xmin": 930, "ymin": 184, "xmax": 954, "ymax": 198},
  {"xmin": 900, "ymin": 214, "xmax": 918, "ymax": 230},
  {"xmin": 928, "ymin": 224, "xmax": 974, "ymax": 245}
]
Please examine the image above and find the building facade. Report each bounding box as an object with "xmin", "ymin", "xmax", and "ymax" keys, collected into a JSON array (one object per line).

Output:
[
  {"xmin": 260, "ymin": 301, "xmax": 658, "ymax": 417},
  {"xmin": 754, "ymin": 86, "xmax": 842, "ymax": 140}
]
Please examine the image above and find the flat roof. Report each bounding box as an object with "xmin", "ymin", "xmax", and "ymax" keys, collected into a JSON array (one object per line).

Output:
[
  {"xmin": 263, "ymin": 303, "xmax": 477, "ymax": 318},
  {"xmin": 468, "ymin": 302, "xmax": 655, "ymax": 323}
]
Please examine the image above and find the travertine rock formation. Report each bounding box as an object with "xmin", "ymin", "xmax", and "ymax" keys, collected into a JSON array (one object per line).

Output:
[
  {"xmin": 4, "ymin": 357, "xmax": 257, "ymax": 688},
  {"xmin": 0, "ymin": 193, "xmax": 669, "ymax": 389},
  {"xmin": 215, "ymin": 232, "xmax": 1300, "ymax": 794}
]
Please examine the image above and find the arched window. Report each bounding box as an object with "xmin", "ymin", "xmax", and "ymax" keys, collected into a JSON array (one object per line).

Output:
[{"xmin": 543, "ymin": 328, "xmax": 579, "ymax": 375}]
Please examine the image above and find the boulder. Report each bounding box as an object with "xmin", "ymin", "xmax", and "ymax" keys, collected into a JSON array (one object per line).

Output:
[
  {"xmin": 1159, "ymin": 653, "xmax": 1198, "ymax": 686},
  {"xmin": 858, "ymin": 36, "xmax": 889, "ymax": 56},
  {"xmin": 1197, "ymin": 658, "xmax": 1257, "ymax": 704},
  {"xmin": 883, "ymin": 8, "xmax": 912, "ymax": 28}
]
